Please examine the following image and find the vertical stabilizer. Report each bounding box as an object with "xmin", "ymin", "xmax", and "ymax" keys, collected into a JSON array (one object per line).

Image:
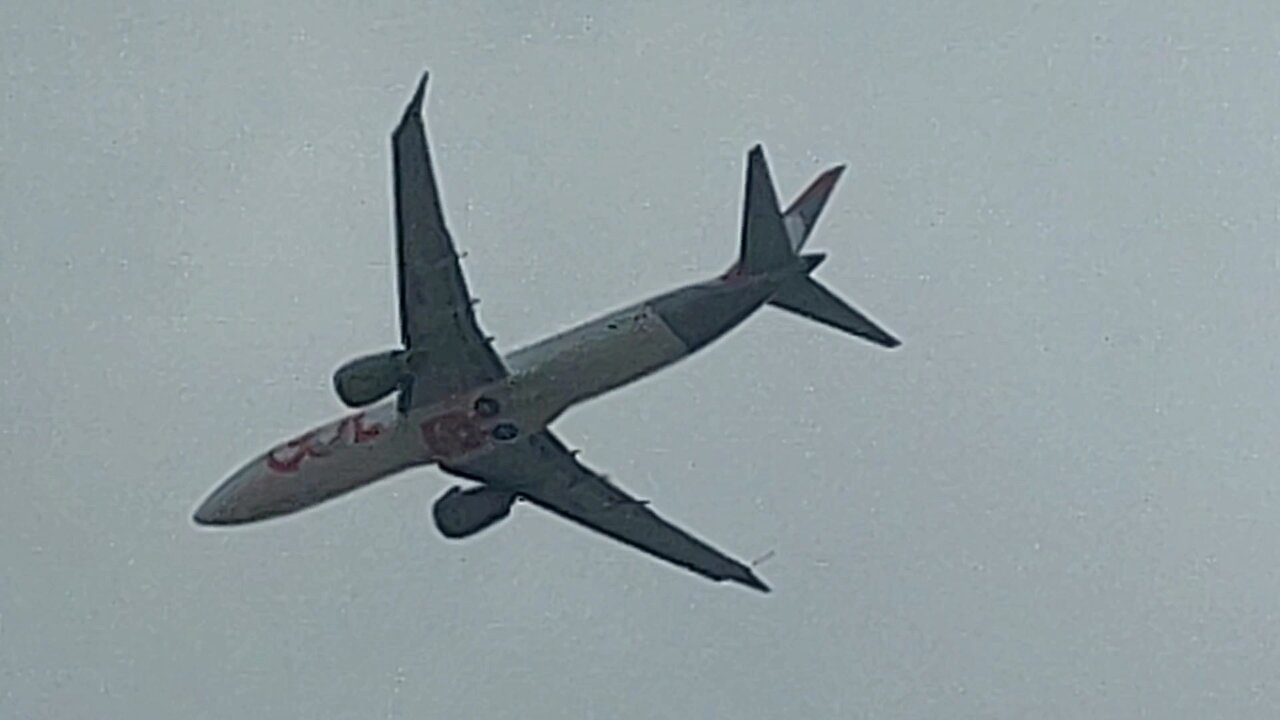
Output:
[
  {"xmin": 782, "ymin": 165, "xmax": 846, "ymax": 252},
  {"xmin": 731, "ymin": 145, "xmax": 901, "ymax": 350},
  {"xmin": 738, "ymin": 145, "xmax": 796, "ymax": 274}
]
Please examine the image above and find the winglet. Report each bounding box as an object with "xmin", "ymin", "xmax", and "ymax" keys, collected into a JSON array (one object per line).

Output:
[{"xmin": 404, "ymin": 70, "xmax": 429, "ymax": 121}]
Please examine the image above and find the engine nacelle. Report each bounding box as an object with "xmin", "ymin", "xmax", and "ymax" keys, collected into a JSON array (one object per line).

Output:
[
  {"xmin": 432, "ymin": 485, "xmax": 516, "ymax": 539},
  {"xmin": 333, "ymin": 349, "xmax": 407, "ymax": 408}
]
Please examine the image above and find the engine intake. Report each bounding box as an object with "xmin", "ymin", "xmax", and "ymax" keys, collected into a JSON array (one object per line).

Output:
[
  {"xmin": 333, "ymin": 349, "xmax": 407, "ymax": 408},
  {"xmin": 432, "ymin": 485, "xmax": 516, "ymax": 539}
]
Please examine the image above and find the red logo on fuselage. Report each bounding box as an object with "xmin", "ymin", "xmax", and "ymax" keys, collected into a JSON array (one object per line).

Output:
[
  {"xmin": 266, "ymin": 412, "xmax": 385, "ymax": 474},
  {"xmin": 419, "ymin": 410, "xmax": 488, "ymax": 460}
]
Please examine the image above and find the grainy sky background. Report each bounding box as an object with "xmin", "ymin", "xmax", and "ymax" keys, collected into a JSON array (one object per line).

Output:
[{"xmin": 4, "ymin": 2, "xmax": 1279, "ymax": 718}]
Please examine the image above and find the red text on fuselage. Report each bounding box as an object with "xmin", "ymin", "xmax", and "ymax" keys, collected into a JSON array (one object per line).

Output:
[{"xmin": 266, "ymin": 412, "xmax": 385, "ymax": 474}]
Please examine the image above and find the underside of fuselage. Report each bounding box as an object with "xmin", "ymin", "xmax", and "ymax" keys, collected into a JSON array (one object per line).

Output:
[
  {"xmin": 501, "ymin": 275, "xmax": 778, "ymax": 418},
  {"xmin": 192, "ymin": 271, "xmax": 783, "ymax": 526}
]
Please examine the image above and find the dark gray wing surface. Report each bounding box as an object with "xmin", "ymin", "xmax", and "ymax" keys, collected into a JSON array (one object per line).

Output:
[
  {"xmin": 392, "ymin": 72, "xmax": 506, "ymax": 408},
  {"xmin": 443, "ymin": 431, "xmax": 770, "ymax": 592}
]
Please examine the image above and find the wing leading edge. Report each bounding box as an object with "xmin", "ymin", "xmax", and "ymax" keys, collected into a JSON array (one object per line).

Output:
[
  {"xmin": 392, "ymin": 72, "xmax": 507, "ymax": 409},
  {"xmin": 442, "ymin": 431, "xmax": 771, "ymax": 592}
]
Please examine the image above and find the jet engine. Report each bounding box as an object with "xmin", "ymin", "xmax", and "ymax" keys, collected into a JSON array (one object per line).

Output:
[
  {"xmin": 432, "ymin": 485, "xmax": 516, "ymax": 539},
  {"xmin": 332, "ymin": 349, "xmax": 407, "ymax": 408}
]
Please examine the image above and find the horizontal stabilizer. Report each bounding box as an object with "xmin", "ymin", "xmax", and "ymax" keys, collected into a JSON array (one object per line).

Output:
[{"xmin": 770, "ymin": 277, "xmax": 901, "ymax": 348}]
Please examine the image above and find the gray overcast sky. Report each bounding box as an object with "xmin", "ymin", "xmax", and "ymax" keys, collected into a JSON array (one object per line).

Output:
[{"xmin": 4, "ymin": 2, "xmax": 1279, "ymax": 718}]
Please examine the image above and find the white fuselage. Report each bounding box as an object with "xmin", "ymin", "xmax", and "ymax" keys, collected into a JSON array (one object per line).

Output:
[
  {"xmin": 191, "ymin": 289, "xmax": 723, "ymax": 525},
  {"xmin": 500, "ymin": 301, "xmax": 690, "ymax": 422}
]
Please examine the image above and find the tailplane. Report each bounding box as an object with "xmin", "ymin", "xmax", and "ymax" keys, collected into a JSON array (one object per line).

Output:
[
  {"xmin": 770, "ymin": 269, "xmax": 901, "ymax": 348},
  {"xmin": 736, "ymin": 145, "xmax": 900, "ymax": 349}
]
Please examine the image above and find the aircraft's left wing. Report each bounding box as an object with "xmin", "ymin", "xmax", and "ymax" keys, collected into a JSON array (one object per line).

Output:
[
  {"xmin": 392, "ymin": 72, "xmax": 507, "ymax": 409},
  {"xmin": 442, "ymin": 430, "xmax": 770, "ymax": 592}
]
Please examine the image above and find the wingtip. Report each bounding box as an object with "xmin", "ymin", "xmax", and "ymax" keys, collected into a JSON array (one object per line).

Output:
[
  {"xmin": 877, "ymin": 331, "xmax": 903, "ymax": 349},
  {"xmin": 729, "ymin": 568, "xmax": 772, "ymax": 593},
  {"xmin": 406, "ymin": 70, "xmax": 430, "ymax": 116},
  {"xmin": 742, "ymin": 572, "xmax": 772, "ymax": 593}
]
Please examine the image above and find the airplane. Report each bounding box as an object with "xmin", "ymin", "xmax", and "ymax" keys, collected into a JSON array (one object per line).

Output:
[{"xmin": 191, "ymin": 70, "xmax": 900, "ymax": 593}]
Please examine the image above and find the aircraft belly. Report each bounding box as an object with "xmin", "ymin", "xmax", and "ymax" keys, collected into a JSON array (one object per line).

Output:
[{"xmin": 504, "ymin": 303, "xmax": 688, "ymax": 420}]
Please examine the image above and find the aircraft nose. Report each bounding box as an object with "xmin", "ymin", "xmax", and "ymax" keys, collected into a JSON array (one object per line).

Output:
[
  {"xmin": 192, "ymin": 505, "xmax": 223, "ymax": 525},
  {"xmin": 192, "ymin": 457, "xmax": 343, "ymax": 526},
  {"xmin": 192, "ymin": 480, "xmax": 241, "ymax": 525},
  {"xmin": 193, "ymin": 499, "xmax": 231, "ymax": 525},
  {"xmin": 192, "ymin": 472, "xmax": 264, "ymax": 526}
]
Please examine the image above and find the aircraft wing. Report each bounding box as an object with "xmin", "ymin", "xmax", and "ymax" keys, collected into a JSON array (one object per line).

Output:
[
  {"xmin": 442, "ymin": 430, "xmax": 770, "ymax": 592},
  {"xmin": 392, "ymin": 72, "xmax": 507, "ymax": 409}
]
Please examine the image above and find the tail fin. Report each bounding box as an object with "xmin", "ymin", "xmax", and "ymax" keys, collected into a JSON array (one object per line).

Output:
[
  {"xmin": 736, "ymin": 146, "xmax": 900, "ymax": 350},
  {"xmin": 770, "ymin": 270, "xmax": 901, "ymax": 348},
  {"xmin": 782, "ymin": 165, "xmax": 846, "ymax": 252},
  {"xmin": 738, "ymin": 146, "xmax": 849, "ymax": 273},
  {"xmin": 738, "ymin": 145, "xmax": 796, "ymax": 274}
]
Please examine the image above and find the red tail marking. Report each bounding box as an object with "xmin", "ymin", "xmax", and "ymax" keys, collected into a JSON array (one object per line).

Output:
[{"xmin": 420, "ymin": 410, "xmax": 488, "ymax": 460}]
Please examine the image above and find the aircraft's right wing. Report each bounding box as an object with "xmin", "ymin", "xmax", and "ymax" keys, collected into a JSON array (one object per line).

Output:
[
  {"xmin": 392, "ymin": 72, "xmax": 507, "ymax": 410},
  {"xmin": 442, "ymin": 431, "xmax": 770, "ymax": 592}
]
